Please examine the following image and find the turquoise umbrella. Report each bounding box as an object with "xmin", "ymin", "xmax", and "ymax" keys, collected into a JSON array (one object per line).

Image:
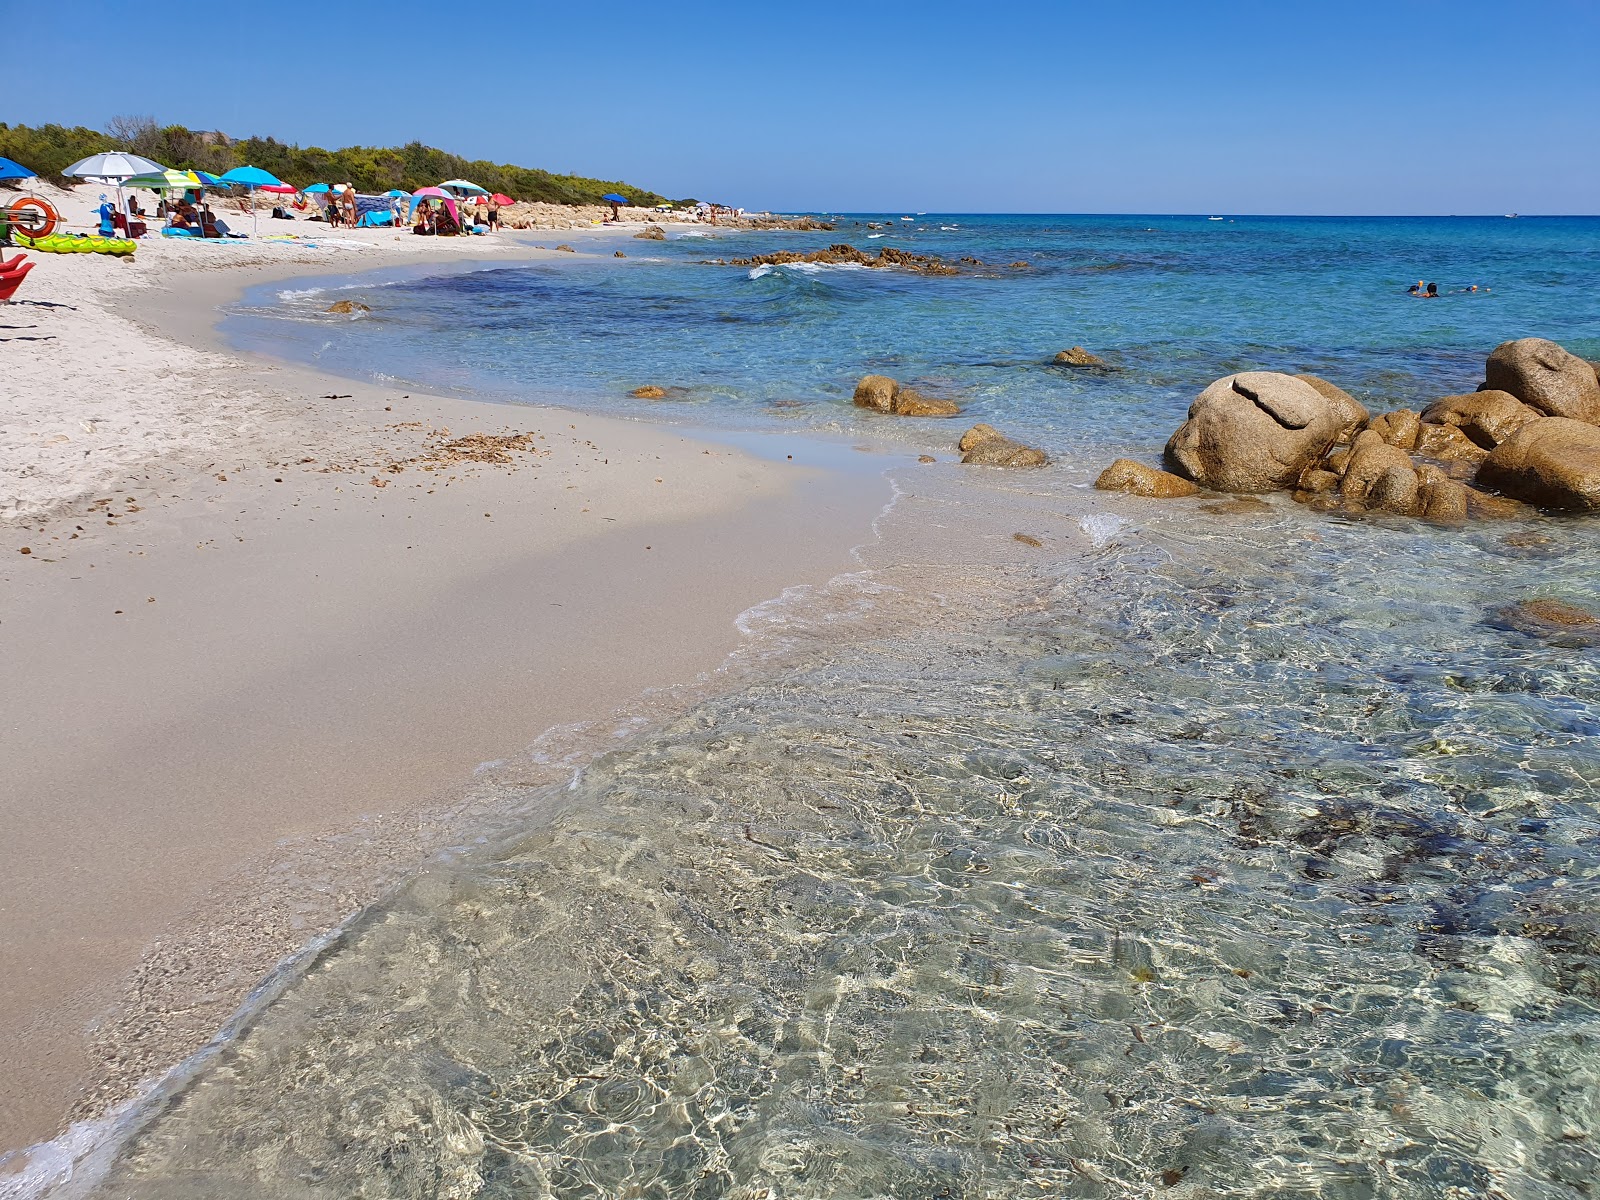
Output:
[{"xmin": 219, "ymin": 165, "xmax": 287, "ymax": 235}]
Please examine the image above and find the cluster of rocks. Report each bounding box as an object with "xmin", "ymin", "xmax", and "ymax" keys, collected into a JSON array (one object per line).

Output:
[
  {"xmin": 634, "ymin": 225, "xmax": 667, "ymax": 240},
  {"xmin": 717, "ymin": 244, "xmax": 961, "ymax": 276},
  {"xmin": 1095, "ymin": 338, "xmax": 1600, "ymax": 520},
  {"xmin": 852, "ymin": 375, "xmax": 962, "ymax": 417}
]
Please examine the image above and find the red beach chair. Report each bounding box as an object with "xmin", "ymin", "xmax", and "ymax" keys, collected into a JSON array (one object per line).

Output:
[{"xmin": 0, "ymin": 259, "xmax": 35, "ymax": 302}]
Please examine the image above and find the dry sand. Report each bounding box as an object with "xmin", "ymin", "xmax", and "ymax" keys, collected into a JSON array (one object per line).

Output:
[{"xmin": 0, "ymin": 186, "xmax": 891, "ymax": 1163}]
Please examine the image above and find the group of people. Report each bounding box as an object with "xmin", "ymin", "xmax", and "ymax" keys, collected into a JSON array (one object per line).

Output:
[
  {"xmin": 320, "ymin": 187, "xmax": 360, "ymax": 229},
  {"xmin": 409, "ymin": 194, "xmax": 501, "ymax": 237},
  {"xmin": 1407, "ymin": 280, "xmax": 1489, "ymax": 297}
]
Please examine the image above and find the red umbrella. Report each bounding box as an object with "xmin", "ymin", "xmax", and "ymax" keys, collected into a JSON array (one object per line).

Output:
[
  {"xmin": 491, "ymin": 193, "xmax": 514, "ymax": 206},
  {"xmin": 260, "ymin": 183, "xmax": 297, "ymax": 194}
]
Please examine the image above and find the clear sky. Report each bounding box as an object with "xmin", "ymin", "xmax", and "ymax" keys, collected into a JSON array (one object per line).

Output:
[{"xmin": 8, "ymin": 0, "xmax": 1598, "ymax": 214}]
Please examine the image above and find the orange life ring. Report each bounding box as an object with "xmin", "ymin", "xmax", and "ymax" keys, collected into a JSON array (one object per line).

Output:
[{"xmin": 6, "ymin": 198, "xmax": 59, "ymax": 239}]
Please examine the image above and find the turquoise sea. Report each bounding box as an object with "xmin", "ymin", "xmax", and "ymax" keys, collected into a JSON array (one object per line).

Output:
[{"xmin": 87, "ymin": 215, "xmax": 1600, "ymax": 1197}]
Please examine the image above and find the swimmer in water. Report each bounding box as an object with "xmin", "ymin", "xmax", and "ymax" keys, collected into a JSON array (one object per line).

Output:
[{"xmin": 1426, "ymin": 282, "xmax": 1439, "ymax": 297}]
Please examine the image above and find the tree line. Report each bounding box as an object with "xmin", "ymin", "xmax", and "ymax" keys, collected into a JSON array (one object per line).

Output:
[{"xmin": 0, "ymin": 118, "xmax": 695, "ymax": 208}]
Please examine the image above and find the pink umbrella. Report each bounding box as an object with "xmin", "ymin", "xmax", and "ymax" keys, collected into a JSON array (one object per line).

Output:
[
  {"xmin": 260, "ymin": 183, "xmax": 297, "ymax": 194},
  {"xmin": 408, "ymin": 186, "xmax": 460, "ymax": 225}
]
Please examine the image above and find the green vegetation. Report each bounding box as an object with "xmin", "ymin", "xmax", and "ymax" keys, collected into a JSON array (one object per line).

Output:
[{"xmin": 0, "ymin": 118, "xmax": 667, "ymax": 206}]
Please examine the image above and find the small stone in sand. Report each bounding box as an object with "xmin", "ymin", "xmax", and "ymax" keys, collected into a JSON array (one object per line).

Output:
[
  {"xmin": 20, "ymin": 546, "xmax": 31, "ymax": 554},
  {"xmin": 1013, "ymin": 533, "xmax": 1043, "ymax": 547},
  {"xmin": 918, "ymin": 455, "xmax": 936, "ymax": 463}
]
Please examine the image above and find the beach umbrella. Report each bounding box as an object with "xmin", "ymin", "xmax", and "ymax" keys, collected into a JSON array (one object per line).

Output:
[
  {"xmin": 65, "ymin": 152, "xmax": 169, "ymax": 232},
  {"xmin": 64, "ymin": 151, "xmax": 166, "ymax": 181},
  {"xmin": 438, "ymin": 178, "xmax": 487, "ymax": 197},
  {"xmin": 408, "ymin": 186, "xmax": 460, "ymax": 229},
  {"xmin": 601, "ymin": 193, "xmax": 628, "ymax": 204},
  {"xmin": 219, "ymin": 164, "xmax": 287, "ymax": 236},
  {"xmin": 490, "ymin": 192, "xmax": 514, "ymax": 207},
  {"xmin": 304, "ymin": 182, "xmax": 332, "ymax": 193},
  {"xmin": 384, "ymin": 189, "xmax": 409, "ymax": 198},
  {"xmin": 0, "ymin": 157, "xmax": 36, "ymax": 181}
]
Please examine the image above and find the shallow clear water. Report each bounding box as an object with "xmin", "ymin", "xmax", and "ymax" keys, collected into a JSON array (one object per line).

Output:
[
  {"xmin": 227, "ymin": 213, "xmax": 1600, "ymax": 466},
  {"xmin": 93, "ymin": 216, "xmax": 1600, "ymax": 1198}
]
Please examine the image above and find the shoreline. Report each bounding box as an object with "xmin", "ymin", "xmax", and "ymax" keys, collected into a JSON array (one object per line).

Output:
[{"xmin": 0, "ymin": 219, "xmax": 899, "ymax": 1165}]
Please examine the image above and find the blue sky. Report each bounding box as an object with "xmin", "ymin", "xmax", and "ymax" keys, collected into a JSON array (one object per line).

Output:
[{"xmin": 9, "ymin": 0, "xmax": 1598, "ymax": 214}]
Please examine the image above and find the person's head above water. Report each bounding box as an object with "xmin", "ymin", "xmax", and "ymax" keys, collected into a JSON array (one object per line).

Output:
[
  {"xmin": 1427, "ymin": 282, "xmax": 1438, "ymax": 296},
  {"xmin": 1408, "ymin": 283, "xmax": 1421, "ymax": 294}
]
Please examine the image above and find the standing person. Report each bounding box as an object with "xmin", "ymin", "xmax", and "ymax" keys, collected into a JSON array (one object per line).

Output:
[
  {"xmin": 474, "ymin": 195, "xmax": 488, "ymax": 230},
  {"xmin": 486, "ymin": 194, "xmax": 500, "ymax": 231}
]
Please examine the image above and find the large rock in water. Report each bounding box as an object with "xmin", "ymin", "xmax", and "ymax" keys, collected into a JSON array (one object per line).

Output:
[
  {"xmin": 1476, "ymin": 417, "xmax": 1600, "ymax": 511},
  {"xmin": 1484, "ymin": 338, "xmax": 1600, "ymax": 423},
  {"xmin": 853, "ymin": 375, "xmax": 897, "ymax": 412},
  {"xmin": 1163, "ymin": 372, "xmax": 1345, "ymax": 493},
  {"xmin": 1422, "ymin": 390, "xmax": 1542, "ymax": 449},
  {"xmin": 1294, "ymin": 374, "xmax": 1370, "ymax": 441},
  {"xmin": 1094, "ymin": 458, "xmax": 1199, "ymax": 497}
]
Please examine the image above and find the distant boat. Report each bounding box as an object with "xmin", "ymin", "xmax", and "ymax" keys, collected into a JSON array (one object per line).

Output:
[
  {"xmin": 1208, "ymin": 216, "xmax": 1224, "ymax": 221},
  {"xmin": 900, "ymin": 216, "xmax": 914, "ymax": 222},
  {"xmin": 1505, "ymin": 213, "xmax": 1519, "ymax": 219},
  {"xmin": 867, "ymin": 233, "xmax": 884, "ymax": 238}
]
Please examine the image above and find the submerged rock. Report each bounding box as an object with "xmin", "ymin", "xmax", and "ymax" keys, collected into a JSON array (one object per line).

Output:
[
  {"xmin": 723, "ymin": 244, "xmax": 960, "ymax": 276},
  {"xmin": 1495, "ymin": 597, "xmax": 1600, "ymax": 646},
  {"xmin": 1164, "ymin": 372, "xmax": 1344, "ymax": 493},
  {"xmin": 631, "ymin": 385, "xmax": 668, "ymax": 399},
  {"xmin": 1485, "ymin": 338, "xmax": 1600, "ymax": 423},
  {"xmin": 1200, "ymin": 496, "xmax": 1274, "ymax": 514},
  {"xmin": 554, "ymin": 244, "xmax": 575, "ymax": 252},
  {"xmin": 1422, "ymin": 390, "xmax": 1541, "ymax": 449},
  {"xmin": 958, "ymin": 423, "xmax": 1048, "ymax": 468},
  {"xmin": 1477, "ymin": 417, "xmax": 1600, "ymax": 512},
  {"xmin": 1055, "ymin": 346, "xmax": 1113, "ymax": 369},
  {"xmin": 325, "ymin": 300, "xmax": 370, "ymax": 315},
  {"xmin": 1094, "ymin": 458, "xmax": 1199, "ymax": 497}
]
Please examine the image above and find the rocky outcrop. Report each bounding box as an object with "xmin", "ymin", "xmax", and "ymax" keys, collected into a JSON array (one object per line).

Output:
[
  {"xmin": 958, "ymin": 424, "xmax": 1048, "ymax": 468},
  {"xmin": 1163, "ymin": 372, "xmax": 1344, "ymax": 493},
  {"xmin": 1366, "ymin": 409, "xmax": 1422, "ymax": 451},
  {"xmin": 1496, "ymin": 598, "xmax": 1600, "ymax": 646},
  {"xmin": 721, "ymin": 244, "xmax": 960, "ymax": 276},
  {"xmin": 554, "ymin": 244, "xmax": 575, "ymax": 252},
  {"xmin": 325, "ymin": 300, "xmax": 370, "ymax": 315},
  {"xmin": 1294, "ymin": 374, "xmax": 1369, "ymax": 440},
  {"xmin": 631, "ymin": 385, "xmax": 668, "ymax": 399},
  {"xmin": 1476, "ymin": 417, "xmax": 1600, "ymax": 511},
  {"xmin": 1414, "ymin": 422, "xmax": 1489, "ymax": 466},
  {"xmin": 853, "ymin": 375, "xmax": 962, "ymax": 417},
  {"xmin": 1421, "ymin": 390, "xmax": 1541, "ymax": 449},
  {"xmin": 634, "ymin": 225, "xmax": 667, "ymax": 240},
  {"xmin": 614, "ymin": 250, "xmax": 627, "ymax": 257},
  {"xmin": 1484, "ymin": 338, "xmax": 1600, "ymax": 423},
  {"xmin": 1094, "ymin": 458, "xmax": 1200, "ymax": 497},
  {"xmin": 1055, "ymin": 346, "xmax": 1112, "ymax": 368}
]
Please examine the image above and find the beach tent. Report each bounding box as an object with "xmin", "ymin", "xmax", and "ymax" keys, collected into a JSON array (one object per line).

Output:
[{"xmin": 218, "ymin": 164, "xmax": 287, "ymax": 236}]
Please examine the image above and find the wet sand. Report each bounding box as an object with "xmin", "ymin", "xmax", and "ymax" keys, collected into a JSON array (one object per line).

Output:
[{"xmin": 0, "ymin": 242, "xmax": 892, "ymax": 1158}]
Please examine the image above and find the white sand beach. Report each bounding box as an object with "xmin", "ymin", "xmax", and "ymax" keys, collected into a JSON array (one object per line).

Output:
[{"xmin": 0, "ymin": 185, "xmax": 890, "ymax": 1160}]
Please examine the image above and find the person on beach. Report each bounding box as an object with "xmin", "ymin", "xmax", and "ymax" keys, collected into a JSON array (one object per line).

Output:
[
  {"xmin": 474, "ymin": 195, "xmax": 488, "ymax": 230},
  {"xmin": 486, "ymin": 195, "xmax": 500, "ymax": 230},
  {"xmin": 341, "ymin": 188, "xmax": 357, "ymax": 227}
]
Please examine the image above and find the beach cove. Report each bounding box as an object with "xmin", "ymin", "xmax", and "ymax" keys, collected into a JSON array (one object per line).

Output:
[{"xmin": 3, "ymin": 205, "xmax": 1600, "ymax": 1198}]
